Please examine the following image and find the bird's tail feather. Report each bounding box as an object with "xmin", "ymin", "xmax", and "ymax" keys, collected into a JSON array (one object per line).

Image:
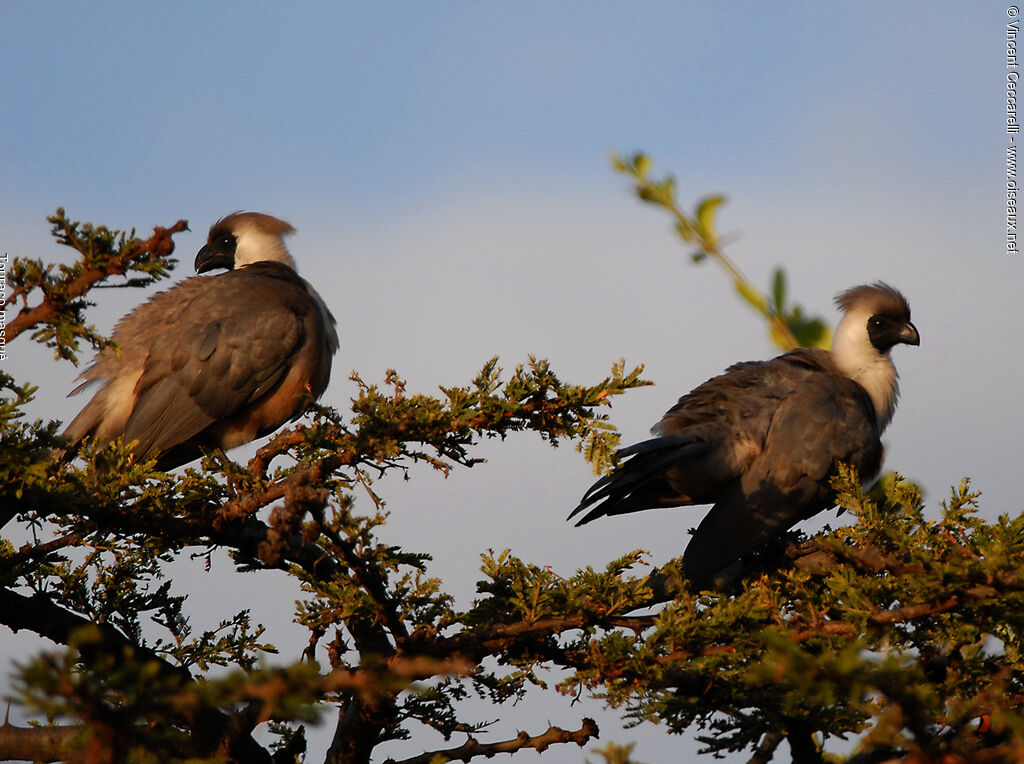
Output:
[{"xmin": 568, "ymin": 434, "xmax": 708, "ymax": 525}]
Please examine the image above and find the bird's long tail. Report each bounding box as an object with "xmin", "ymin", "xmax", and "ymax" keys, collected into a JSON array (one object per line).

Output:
[{"xmin": 568, "ymin": 434, "xmax": 709, "ymax": 526}]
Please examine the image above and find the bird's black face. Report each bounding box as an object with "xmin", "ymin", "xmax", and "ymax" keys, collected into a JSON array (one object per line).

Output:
[
  {"xmin": 194, "ymin": 232, "xmax": 238, "ymax": 273},
  {"xmin": 867, "ymin": 314, "xmax": 920, "ymax": 352}
]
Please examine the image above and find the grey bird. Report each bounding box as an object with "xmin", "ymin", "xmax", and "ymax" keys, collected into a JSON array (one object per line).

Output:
[
  {"xmin": 568, "ymin": 283, "xmax": 919, "ymax": 583},
  {"xmin": 62, "ymin": 212, "xmax": 339, "ymax": 470}
]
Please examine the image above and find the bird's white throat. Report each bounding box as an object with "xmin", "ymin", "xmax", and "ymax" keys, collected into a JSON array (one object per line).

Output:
[
  {"xmin": 830, "ymin": 307, "xmax": 900, "ymax": 430},
  {"xmin": 233, "ymin": 227, "xmax": 298, "ymax": 269}
]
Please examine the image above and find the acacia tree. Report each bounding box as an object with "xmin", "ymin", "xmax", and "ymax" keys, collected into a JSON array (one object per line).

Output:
[{"xmin": 2, "ymin": 159, "xmax": 1024, "ymax": 764}]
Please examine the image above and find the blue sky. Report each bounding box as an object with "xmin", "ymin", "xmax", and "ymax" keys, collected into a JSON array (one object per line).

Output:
[
  {"xmin": 1, "ymin": 3, "xmax": 992, "ymax": 218},
  {"xmin": 1, "ymin": 3, "xmax": 1015, "ymax": 762}
]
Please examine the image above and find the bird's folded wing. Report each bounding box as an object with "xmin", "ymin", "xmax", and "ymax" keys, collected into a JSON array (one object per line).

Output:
[
  {"xmin": 682, "ymin": 374, "xmax": 881, "ymax": 582},
  {"xmin": 123, "ymin": 267, "xmax": 310, "ymax": 458}
]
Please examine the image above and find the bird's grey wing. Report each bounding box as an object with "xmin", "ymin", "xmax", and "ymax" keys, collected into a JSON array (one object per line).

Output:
[
  {"xmin": 569, "ymin": 358, "xmax": 791, "ymax": 525},
  {"xmin": 123, "ymin": 270, "xmax": 308, "ymax": 459},
  {"xmin": 682, "ymin": 372, "xmax": 881, "ymax": 582},
  {"xmin": 62, "ymin": 281, "xmax": 211, "ymax": 447}
]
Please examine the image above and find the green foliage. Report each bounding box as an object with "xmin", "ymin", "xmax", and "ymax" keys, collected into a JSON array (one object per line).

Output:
[
  {"xmin": 558, "ymin": 471, "xmax": 1024, "ymax": 762},
  {"xmin": 0, "ymin": 371, "xmax": 63, "ymax": 509},
  {"xmin": 1, "ymin": 212, "xmax": 655, "ymax": 761},
  {"xmin": 5, "ymin": 208, "xmax": 185, "ymax": 362},
  {"xmin": 587, "ymin": 741, "xmax": 646, "ymax": 764},
  {"xmin": 612, "ymin": 152, "xmax": 831, "ymax": 351},
  {"xmin": 350, "ymin": 355, "xmax": 651, "ymax": 477}
]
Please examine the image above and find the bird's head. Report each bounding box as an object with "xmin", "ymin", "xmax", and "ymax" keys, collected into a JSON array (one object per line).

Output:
[
  {"xmin": 195, "ymin": 212, "xmax": 298, "ymax": 273},
  {"xmin": 833, "ymin": 282, "xmax": 919, "ymax": 356},
  {"xmin": 831, "ymin": 282, "xmax": 919, "ymax": 430}
]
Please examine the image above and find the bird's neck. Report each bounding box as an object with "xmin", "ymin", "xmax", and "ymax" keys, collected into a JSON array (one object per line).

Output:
[
  {"xmin": 234, "ymin": 230, "xmax": 298, "ymax": 270},
  {"xmin": 831, "ymin": 311, "xmax": 899, "ymax": 430}
]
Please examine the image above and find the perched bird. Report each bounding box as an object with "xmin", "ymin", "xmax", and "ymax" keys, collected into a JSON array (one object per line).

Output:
[
  {"xmin": 63, "ymin": 212, "xmax": 339, "ymax": 470},
  {"xmin": 569, "ymin": 283, "xmax": 919, "ymax": 583}
]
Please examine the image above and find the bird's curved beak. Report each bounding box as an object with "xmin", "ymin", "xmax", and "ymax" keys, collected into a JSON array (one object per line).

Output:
[
  {"xmin": 194, "ymin": 244, "xmax": 235, "ymax": 274},
  {"xmin": 898, "ymin": 322, "xmax": 920, "ymax": 346}
]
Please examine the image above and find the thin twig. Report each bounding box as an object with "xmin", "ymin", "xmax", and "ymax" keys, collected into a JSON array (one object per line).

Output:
[{"xmin": 383, "ymin": 718, "xmax": 600, "ymax": 764}]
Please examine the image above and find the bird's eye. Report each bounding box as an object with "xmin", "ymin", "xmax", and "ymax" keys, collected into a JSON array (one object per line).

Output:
[{"xmin": 869, "ymin": 317, "xmax": 886, "ymax": 329}]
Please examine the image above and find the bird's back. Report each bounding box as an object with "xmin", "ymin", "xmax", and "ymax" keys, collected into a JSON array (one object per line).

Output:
[
  {"xmin": 64, "ymin": 262, "xmax": 336, "ymax": 469},
  {"xmin": 571, "ymin": 349, "xmax": 884, "ymax": 575},
  {"xmin": 677, "ymin": 350, "xmax": 884, "ymax": 580}
]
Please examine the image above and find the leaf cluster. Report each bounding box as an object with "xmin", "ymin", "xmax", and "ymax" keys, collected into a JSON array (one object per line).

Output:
[
  {"xmin": 561, "ymin": 471, "xmax": 1024, "ymax": 762},
  {"xmin": 0, "ymin": 213, "xmax": 651, "ymax": 762},
  {"xmin": 5, "ymin": 208, "xmax": 186, "ymax": 362},
  {"xmin": 612, "ymin": 152, "xmax": 830, "ymax": 351}
]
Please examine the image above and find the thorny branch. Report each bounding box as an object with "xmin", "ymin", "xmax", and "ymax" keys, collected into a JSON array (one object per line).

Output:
[
  {"xmin": 7, "ymin": 218, "xmax": 188, "ymax": 344},
  {"xmin": 383, "ymin": 718, "xmax": 600, "ymax": 764},
  {"xmin": 0, "ymin": 588, "xmax": 273, "ymax": 762}
]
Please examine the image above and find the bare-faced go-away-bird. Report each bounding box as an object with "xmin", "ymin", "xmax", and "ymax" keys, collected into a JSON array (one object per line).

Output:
[
  {"xmin": 569, "ymin": 283, "xmax": 919, "ymax": 583},
  {"xmin": 63, "ymin": 212, "xmax": 339, "ymax": 470}
]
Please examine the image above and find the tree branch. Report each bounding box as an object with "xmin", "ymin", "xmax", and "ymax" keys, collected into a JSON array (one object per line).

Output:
[
  {"xmin": 7, "ymin": 219, "xmax": 187, "ymax": 343},
  {"xmin": 415, "ymin": 613, "xmax": 654, "ymax": 664},
  {"xmin": 312, "ymin": 505, "xmax": 412, "ymax": 647},
  {"xmin": 785, "ymin": 720, "xmax": 823, "ymax": 764},
  {"xmin": 0, "ymin": 588, "xmax": 272, "ymax": 763},
  {"xmin": 0, "ymin": 720, "xmax": 82, "ymax": 763},
  {"xmin": 747, "ymin": 730, "xmax": 784, "ymax": 764},
  {"xmin": 383, "ymin": 718, "xmax": 600, "ymax": 764}
]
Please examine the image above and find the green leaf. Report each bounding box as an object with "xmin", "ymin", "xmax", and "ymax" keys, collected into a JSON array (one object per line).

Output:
[
  {"xmin": 694, "ymin": 195, "xmax": 726, "ymax": 244},
  {"xmin": 771, "ymin": 268, "xmax": 786, "ymax": 311},
  {"xmin": 792, "ymin": 318, "xmax": 832, "ymax": 350},
  {"xmin": 633, "ymin": 152, "xmax": 651, "ymax": 178},
  {"xmin": 734, "ymin": 280, "xmax": 768, "ymax": 314},
  {"xmin": 675, "ymin": 219, "xmax": 697, "ymax": 244}
]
